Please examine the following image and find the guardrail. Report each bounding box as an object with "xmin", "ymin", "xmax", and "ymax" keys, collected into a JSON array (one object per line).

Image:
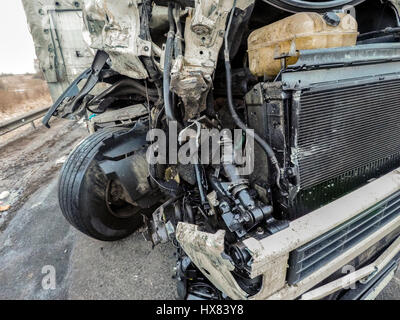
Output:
[{"xmin": 0, "ymin": 107, "xmax": 49, "ymax": 136}]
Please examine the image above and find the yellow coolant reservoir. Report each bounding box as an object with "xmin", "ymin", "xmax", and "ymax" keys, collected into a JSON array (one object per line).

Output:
[{"xmin": 248, "ymin": 12, "xmax": 358, "ymax": 77}]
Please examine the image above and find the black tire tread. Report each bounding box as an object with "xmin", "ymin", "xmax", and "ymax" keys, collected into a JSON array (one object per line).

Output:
[{"xmin": 58, "ymin": 128, "xmax": 128, "ymax": 240}]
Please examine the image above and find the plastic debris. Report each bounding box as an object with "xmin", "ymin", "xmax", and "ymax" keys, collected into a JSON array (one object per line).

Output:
[
  {"xmin": 0, "ymin": 204, "xmax": 11, "ymax": 212},
  {"xmin": 0, "ymin": 191, "xmax": 10, "ymax": 200}
]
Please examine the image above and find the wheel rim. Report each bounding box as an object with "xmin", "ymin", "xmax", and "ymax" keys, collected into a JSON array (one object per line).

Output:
[{"xmin": 105, "ymin": 180, "xmax": 140, "ymax": 218}]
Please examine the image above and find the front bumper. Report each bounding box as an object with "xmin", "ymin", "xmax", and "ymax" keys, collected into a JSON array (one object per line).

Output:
[
  {"xmin": 176, "ymin": 167, "xmax": 400, "ymax": 300},
  {"xmin": 339, "ymin": 252, "xmax": 400, "ymax": 300}
]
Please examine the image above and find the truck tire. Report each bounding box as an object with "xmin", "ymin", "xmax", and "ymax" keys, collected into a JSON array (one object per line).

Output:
[{"xmin": 58, "ymin": 127, "xmax": 145, "ymax": 241}]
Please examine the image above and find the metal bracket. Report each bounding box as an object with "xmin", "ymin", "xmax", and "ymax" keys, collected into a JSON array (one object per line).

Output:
[
  {"xmin": 42, "ymin": 50, "xmax": 109, "ymax": 128},
  {"xmin": 42, "ymin": 67, "xmax": 91, "ymax": 128}
]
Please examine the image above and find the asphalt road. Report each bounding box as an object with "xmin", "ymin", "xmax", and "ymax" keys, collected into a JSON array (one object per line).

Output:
[{"xmin": 0, "ymin": 176, "xmax": 176, "ymax": 300}]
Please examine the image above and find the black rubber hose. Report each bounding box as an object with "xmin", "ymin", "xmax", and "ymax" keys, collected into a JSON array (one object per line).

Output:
[
  {"xmin": 163, "ymin": 2, "xmax": 176, "ymax": 122},
  {"xmin": 224, "ymin": 0, "xmax": 282, "ymax": 190},
  {"xmin": 194, "ymin": 163, "xmax": 208, "ymax": 207}
]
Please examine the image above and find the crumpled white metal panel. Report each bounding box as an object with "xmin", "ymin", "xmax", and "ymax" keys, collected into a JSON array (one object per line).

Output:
[{"xmin": 82, "ymin": 0, "xmax": 149, "ymax": 79}]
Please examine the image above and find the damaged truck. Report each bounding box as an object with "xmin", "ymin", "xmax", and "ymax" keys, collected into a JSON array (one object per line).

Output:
[{"xmin": 23, "ymin": 0, "xmax": 400, "ymax": 300}]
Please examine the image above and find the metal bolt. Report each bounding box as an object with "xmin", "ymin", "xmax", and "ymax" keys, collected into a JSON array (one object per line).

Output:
[{"xmin": 256, "ymin": 227, "xmax": 264, "ymax": 235}]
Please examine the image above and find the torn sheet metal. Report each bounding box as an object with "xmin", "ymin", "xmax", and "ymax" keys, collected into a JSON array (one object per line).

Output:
[
  {"xmin": 82, "ymin": 0, "xmax": 149, "ymax": 79},
  {"xmin": 171, "ymin": 0, "xmax": 254, "ymax": 120},
  {"xmin": 176, "ymin": 222, "xmax": 249, "ymax": 300}
]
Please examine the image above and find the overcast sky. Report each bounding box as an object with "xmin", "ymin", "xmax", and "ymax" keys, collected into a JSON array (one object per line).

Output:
[{"xmin": 0, "ymin": 0, "xmax": 36, "ymax": 74}]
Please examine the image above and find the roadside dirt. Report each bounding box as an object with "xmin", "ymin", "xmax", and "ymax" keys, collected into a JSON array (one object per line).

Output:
[
  {"xmin": 0, "ymin": 73, "xmax": 87, "ymax": 231},
  {"xmin": 0, "ymin": 119, "xmax": 87, "ymax": 231},
  {"xmin": 0, "ymin": 74, "xmax": 52, "ymax": 121}
]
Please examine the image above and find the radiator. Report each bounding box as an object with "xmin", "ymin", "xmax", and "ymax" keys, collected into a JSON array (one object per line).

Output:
[
  {"xmin": 246, "ymin": 55, "xmax": 400, "ymax": 219},
  {"xmin": 286, "ymin": 77, "xmax": 400, "ymax": 218},
  {"xmin": 296, "ymin": 79, "xmax": 400, "ymax": 190}
]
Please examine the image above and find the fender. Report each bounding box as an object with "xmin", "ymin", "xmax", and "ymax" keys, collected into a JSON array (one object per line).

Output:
[{"xmin": 95, "ymin": 120, "xmax": 162, "ymax": 209}]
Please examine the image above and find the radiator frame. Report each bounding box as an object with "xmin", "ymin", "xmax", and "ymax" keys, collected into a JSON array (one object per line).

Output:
[
  {"xmin": 281, "ymin": 57, "xmax": 400, "ymax": 218},
  {"xmin": 246, "ymin": 44, "xmax": 400, "ymax": 220},
  {"xmin": 246, "ymin": 60, "xmax": 400, "ymax": 219}
]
